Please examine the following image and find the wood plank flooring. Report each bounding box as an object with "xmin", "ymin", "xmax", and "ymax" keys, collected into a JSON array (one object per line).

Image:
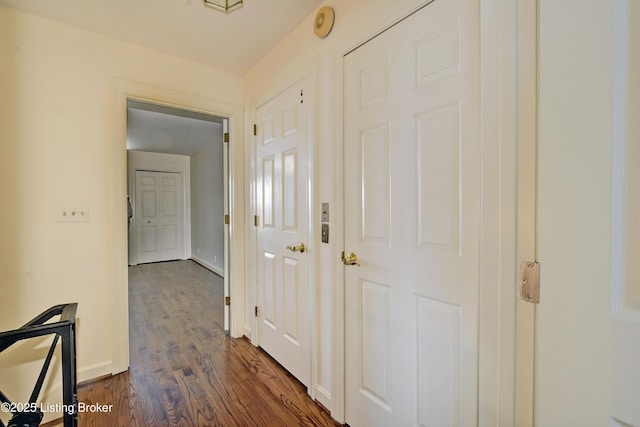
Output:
[{"xmin": 74, "ymin": 260, "xmax": 341, "ymax": 427}]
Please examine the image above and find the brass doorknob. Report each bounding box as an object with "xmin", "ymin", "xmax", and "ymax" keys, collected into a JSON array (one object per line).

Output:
[
  {"xmin": 341, "ymin": 251, "xmax": 360, "ymax": 266},
  {"xmin": 286, "ymin": 243, "xmax": 306, "ymax": 253}
]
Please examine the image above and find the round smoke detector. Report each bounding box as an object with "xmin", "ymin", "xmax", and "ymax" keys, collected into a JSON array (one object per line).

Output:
[{"xmin": 314, "ymin": 6, "xmax": 335, "ymax": 39}]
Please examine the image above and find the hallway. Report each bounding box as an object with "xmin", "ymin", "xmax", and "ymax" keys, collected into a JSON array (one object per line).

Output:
[{"xmin": 74, "ymin": 261, "xmax": 339, "ymax": 426}]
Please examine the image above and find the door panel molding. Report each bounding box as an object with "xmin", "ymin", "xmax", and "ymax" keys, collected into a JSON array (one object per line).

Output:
[
  {"xmin": 249, "ymin": 67, "xmax": 317, "ymax": 397},
  {"xmin": 344, "ymin": 2, "xmax": 480, "ymax": 424},
  {"xmin": 336, "ymin": 0, "xmax": 521, "ymax": 424}
]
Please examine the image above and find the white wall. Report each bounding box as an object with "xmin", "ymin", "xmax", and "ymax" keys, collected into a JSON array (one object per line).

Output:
[
  {"xmin": 0, "ymin": 5, "xmax": 242, "ymax": 422},
  {"xmin": 537, "ymin": 0, "xmax": 615, "ymax": 424},
  {"xmin": 191, "ymin": 138, "xmax": 225, "ymax": 276},
  {"xmin": 0, "ymin": 1, "xmax": 518, "ymax": 423},
  {"xmin": 127, "ymin": 150, "xmax": 192, "ymax": 265}
]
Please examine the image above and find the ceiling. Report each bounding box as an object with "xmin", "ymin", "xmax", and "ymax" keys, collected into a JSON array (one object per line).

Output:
[
  {"xmin": 127, "ymin": 100, "xmax": 223, "ymax": 156},
  {"xmin": 0, "ymin": 0, "xmax": 323, "ymax": 74}
]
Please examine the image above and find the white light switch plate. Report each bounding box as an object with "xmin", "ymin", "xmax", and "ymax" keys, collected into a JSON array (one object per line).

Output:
[{"xmin": 59, "ymin": 206, "xmax": 90, "ymax": 222}]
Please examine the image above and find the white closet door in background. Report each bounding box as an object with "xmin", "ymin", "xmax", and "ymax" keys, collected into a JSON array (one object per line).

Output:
[{"xmin": 135, "ymin": 170, "xmax": 184, "ymax": 264}]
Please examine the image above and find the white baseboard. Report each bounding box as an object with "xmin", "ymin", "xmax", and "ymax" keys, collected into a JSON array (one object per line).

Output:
[
  {"xmin": 191, "ymin": 256, "xmax": 224, "ymax": 277},
  {"xmin": 314, "ymin": 384, "xmax": 332, "ymax": 413},
  {"xmin": 80, "ymin": 360, "xmax": 114, "ymax": 383},
  {"xmin": 36, "ymin": 360, "xmax": 113, "ymax": 424},
  {"xmin": 243, "ymin": 324, "xmax": 253, "ymax": 341}
]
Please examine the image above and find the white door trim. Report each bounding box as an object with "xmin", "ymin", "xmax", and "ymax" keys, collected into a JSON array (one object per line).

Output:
[
  {"xmin": 333, "ymin": 0, "xmax": 523, "ymax": 423},
  {"xmin": 247, "ymin": 64, "xmax": 317, "ymax": 398},
  {"xmin": 110, "ymin": 80, "xmax": 245, "ymax": 373},
  {"xmin": 515, "ymin": 0, "xmax": 538, "ymax": 425},
  {"xmin": 223, "ymin": 118, "xmax": 231, "ymax": 331}
]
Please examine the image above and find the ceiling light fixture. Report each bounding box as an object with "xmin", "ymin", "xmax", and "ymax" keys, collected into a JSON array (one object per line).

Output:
[{"xmin": 203, "ymin": 0, "xmax": 243, "ymax": 13}]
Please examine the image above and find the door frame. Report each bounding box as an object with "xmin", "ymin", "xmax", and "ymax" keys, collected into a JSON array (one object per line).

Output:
[
  {"xmin": 110, "ymin": 80, "xmax": 245, "ymax": 373},
  {"xmin": 333, "ymin": 0, "xmax": 528, "ymax": 423},
  {"xmin": 515, "ymin": 0, "xmax": 538, "ymax": 425},
  {"xmin": 247, "ymin": 66, "xmax": 317, "ymax": 396}
]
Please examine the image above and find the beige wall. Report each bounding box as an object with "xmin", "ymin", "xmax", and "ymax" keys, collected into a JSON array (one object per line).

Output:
[
  {"xmin": 0, "ymin": 0, "xmax": 512, "ymax": 422},
  {"xmin": 0, "ymin": 5, "xmax": 242, "ymax": 419}
]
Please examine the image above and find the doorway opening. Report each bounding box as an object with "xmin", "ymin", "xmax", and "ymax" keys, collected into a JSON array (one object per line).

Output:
[{"xmin": 125, "ymin": 99, "xmax": 231, "ymax": 334}]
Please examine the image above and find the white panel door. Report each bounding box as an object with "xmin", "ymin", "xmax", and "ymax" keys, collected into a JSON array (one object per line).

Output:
[
  {"xmin": 256, "ymin": 79, "xmax": 310, "ymax": 387},
  {"xmin": 344, "ymin": 0, "xmax": 480, "ymax": 426},
  {"xmin": 537, "ymin": 0, "xmax": 640, "ymax": 425},
  {"xmin": 135, "ymin": 170, "xmax": 184, "ymax": 264}
]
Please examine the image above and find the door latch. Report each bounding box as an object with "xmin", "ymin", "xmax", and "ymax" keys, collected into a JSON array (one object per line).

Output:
[
  {"xmin": 286, "ymin": 243, "xmax": 306, "ymax": 253},
  {"xmin": 341, "ymin": 251, "xmax": 360, "ymax": 266}
]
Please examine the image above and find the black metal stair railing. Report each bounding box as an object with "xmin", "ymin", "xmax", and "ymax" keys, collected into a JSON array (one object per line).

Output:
[{"xmin": 0, "ymin": 303, "xmax": 78, "ymax": 427}]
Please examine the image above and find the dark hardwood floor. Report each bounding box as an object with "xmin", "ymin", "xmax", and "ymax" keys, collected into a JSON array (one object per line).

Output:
[{"xmin": 74, "ymin": 260, "xmax": 341, "ymax": 427}]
